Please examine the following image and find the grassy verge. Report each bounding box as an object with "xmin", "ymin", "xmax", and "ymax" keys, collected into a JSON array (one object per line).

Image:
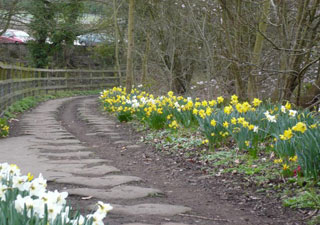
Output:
[{"xmin": 134, "ymin": 121, "xmax": 320, "ymax": 224}]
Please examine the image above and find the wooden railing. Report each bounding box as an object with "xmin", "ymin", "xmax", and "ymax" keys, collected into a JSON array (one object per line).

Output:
[{"xmin": 0, "ymin": 62, "xmax": 123, "ymax": 116}]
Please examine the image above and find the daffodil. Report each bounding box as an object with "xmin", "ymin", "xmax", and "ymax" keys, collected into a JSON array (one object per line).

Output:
[
  {"xmin": 217, "ymin": 96, "xmax": 224, "ymax": 104},
  {"xmin": 252, "ymin": 98, "xmax": 262, "ymax": 107},
  {"xmin": 224, "ymin": 105, "xmax": 233, "ymax": 114},
  {"xmin": 285, "ymin": 101, "xmax": 291, "ymax": 110},
  {"xmin": 210, "ymin": 119, "xmax": 217, "ymax": 127},
  {"xmin": 202, "ymin": 139, "xmax": 209, "ymax": 144},
  {"xmin": 289, "ymin": 155, "xmax": 298, "ymax": 162},
  {"xmin": 292, "ymin": 122, "xmax": 307, "ymax": 133},
  {"xmin": 282, "ymin": 164, "xmax": 290, "ymax": 170},
  {"xmin": 274, "ymin": 158, "xmax": 283, "ymax": 164},
  {"xmin": 230, "ymin": 95, "xmax": 238, "ymax": 105},
  {"xmin": 280, "ymin": 128, "xmax": 293, "ymax": 140},
  {"xmin": 288, "ymin": 110, "xmax": 297, "ymax": 117}
]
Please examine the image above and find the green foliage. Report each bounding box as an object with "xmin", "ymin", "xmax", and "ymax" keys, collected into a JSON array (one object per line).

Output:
[
  {"xmin": 117, "ymin": 111, "xmax": 133, "ymax": 122},
  {"xmin": 92, "ymin": 43, "xmax": 116, "ymax": 66},
  {"xmin": 0, "ymin": 118, "xmax": 9, "ymax": 137},
  {"xmin": 283, "ymin": 189, "xmax": 320, "ymax": 209},
  {"xmin": 26, "ymin": 0, "xmax": 84, "ymax": 68}
]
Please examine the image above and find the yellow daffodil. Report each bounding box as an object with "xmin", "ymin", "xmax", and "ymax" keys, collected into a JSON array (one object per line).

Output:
[
  {"xmin": 223, "ymin": 121, "xmax": 229, "ymax": 128},
  {"xmin": 282, "ymin": 164, "xmax": 290, "ymax": 170},
  {"xmin": 223, "ymin": 105, "xmax": 233, "ymax": 115},
  {"xmin": 230, "ymin": 95, "xmax": 238, "ymax": 105},
  {"xmin": 285, "ymin": 101, "xmax": 291, "ymax": 110},
  {"xmin": 209, "ymin": 100, "xmax": 217, "ymax": 107},
  {"xmin": 292, "ymin": 122, "xmax": 307, "ymax": 133},
  {"xmin": 289, "ymin": 155, "xmax": 298, "ymax": 162},
  {"xmin": 202, "ymin": 101, "xmax": 208, "ymax": 107},
  {"xmin": 252, "ymin": 98, "xmax": 262, "ymax": 107},
  {"xmin": 280, "ymin": 128, "xmax": 293, "ymax": 140},
  {"xmin": 310, "ymin": 124, "xmax": 317, "ymax": 129},
  {"xmin": 210, "ymin": 119, "xmax": 217, "ymax": 127},
  {"xmin": 193, "ymin": 108, "xmax": 198, "ymax": 115},
  {"xmin": 274, "ymin": 158, "xmax": 283, "ymax": 164},
  {"xmin": 206, "ymin": 107, "xmax": 212, "ymax": 116},
  {"xmin": 202, "ymin": 139, "xmax": 209, "ymax": 144},
  {"xmin": 217, "ymin": 96, "xmax": 224, "ymax": 104},
  {"xmin": 199, "ymin": 110, "xmax": 206, "ymax": 119}
]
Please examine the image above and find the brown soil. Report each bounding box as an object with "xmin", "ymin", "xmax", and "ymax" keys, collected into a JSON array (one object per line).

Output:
[{"xmin": 10, "ymin": 97, "xmax": 306, "ymax": 225}]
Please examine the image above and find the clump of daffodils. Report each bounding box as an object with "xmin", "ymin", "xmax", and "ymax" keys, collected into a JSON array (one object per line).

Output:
[
  {"xmin": 100, "ymin": 87, "xmax": 320, "ymax": 179},
  {"xmin": 0, "ymin": 163, "xmax": 112, "ymax": 224}
]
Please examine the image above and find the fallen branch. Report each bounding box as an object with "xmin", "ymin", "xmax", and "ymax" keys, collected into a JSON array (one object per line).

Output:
[{"xmin": 178, "ymin": 213, "xmax": 229, "ymax": 222}]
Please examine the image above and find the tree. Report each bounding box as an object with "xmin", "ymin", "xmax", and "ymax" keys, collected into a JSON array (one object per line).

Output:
[
  {"xmin": 0, "ymin": 0, "xmax": 22, "ymax": 35},
  {"xmin": 27, "ymin": 0, "xmax": 84, "ymax": 68},
  {"xmin": 125, "ymin": 0, "xmax": 135, "ymax": 93}
]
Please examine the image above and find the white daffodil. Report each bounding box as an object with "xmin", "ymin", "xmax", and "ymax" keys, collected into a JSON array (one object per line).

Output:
[
  {"xmin": 28, "ymin": 179, "xmax": 46, "ymax": 197},
  {"xmin": 15, "ymin": 195, "xmax": 35, "ymax": 216},
  {"xmin": 281, "ymin": 106, "xmax": 286, "ymax": 113},
  {"xmin": 96, "ymin": 201, "xmax": 113, "ymax": 215},
  {"xmin": 12, "ymin": 175, "xmax": 28, "ymax": 191},
  {"xmin": 72, "ymin": 215, "xmax": 85, "ymax": 225},
  {"xmin": 0, "ymin": 184, "xmax": 7, "ymax": 201},
  {"xmin": 47, "ymin": 202, "xmax": 63, "ymax": 222},
  {"xmin": 253, "ymin": 126, "xmax": 259, "ymax": 133},
  {"xmin": 264, "ymin": 111, "xmax": 277, "ymax": 123},
  {"xmin": 60, "ymin": 206, "xmax": 70, "ymax": 223},
  {"xmin": 289, "ymin": 110, "xmax": 297, "ymax": 117},
  {"xmin": 87, "ymin": 212, "xmax": 105, "ymax": 225}
]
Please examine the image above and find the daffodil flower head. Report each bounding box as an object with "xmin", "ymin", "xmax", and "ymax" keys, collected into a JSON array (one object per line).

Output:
[
  {"xmin": 285, "ymin": 101, "xmax": 291, "ymax": 110},
  {"xmin": 292, "ymin": 122, "xmax": 307, "ymax": 133},
  {"xmin": 252, "ymin": 98, "xmax": 262, "ymax": 107},
  {"xmin": 217, "ymin": 96, "xmax": 224, "ymax": 104}
]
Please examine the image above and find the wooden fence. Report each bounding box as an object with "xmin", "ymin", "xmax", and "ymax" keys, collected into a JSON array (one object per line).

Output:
[{"xmin": 0, "ymin": 62, "xmax": 123, "ymax": 116}]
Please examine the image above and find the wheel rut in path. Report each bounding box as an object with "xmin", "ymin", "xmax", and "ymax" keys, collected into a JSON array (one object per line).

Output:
[{"xmin": 0, "ymin": 97, "xmax": 302, "ymax": 225}]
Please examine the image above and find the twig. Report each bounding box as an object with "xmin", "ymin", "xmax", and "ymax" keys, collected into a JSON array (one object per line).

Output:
[
  {"xmin": 303, "ymin": 209, "xmax": 319, "ymax": 220},
  {"xmin": 178, "ymin": 213, "xmax": 229, "ymax": 222}
]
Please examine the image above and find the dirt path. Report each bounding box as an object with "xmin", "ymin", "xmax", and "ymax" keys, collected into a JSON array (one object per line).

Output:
[{"xmin": 4, "ymin": 96, "xmax": 304, "ymax": 225}]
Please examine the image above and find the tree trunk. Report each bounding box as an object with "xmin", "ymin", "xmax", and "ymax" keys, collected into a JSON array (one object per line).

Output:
[
  {"xmin": 126, "ymin": 0, "xmax": 135, "ymax": 93},
  {"xmin": 248, "ymin": 0, "xmax": 270, "ymax": 100},
  {"xmin": 141, "ymin": 32, "xmax": 150, "ymax": 85},
  {"xmin": 113, "ymin": 0, "xmax": 122, "ymax": 79}
]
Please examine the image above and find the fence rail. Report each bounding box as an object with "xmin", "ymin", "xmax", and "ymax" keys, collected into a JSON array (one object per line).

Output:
[{"xmin": 0, "ymin": 62, "xmax": 123, "ymax": 116}]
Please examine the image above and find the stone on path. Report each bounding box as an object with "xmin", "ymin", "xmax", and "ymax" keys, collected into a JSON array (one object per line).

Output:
[
  {"xmin": 126, "ymin": 144, "xmax": 143, "ymax": 149},
  {"xmin": 31, "ymin": 145, "xmax": 88, "ymax": 151},
  {"xmin": 48, "ymin": 159, "xmax": 110, "ymax": 164},
  {"xmin": 123, "ymin": 223, "xmax": 191, "ymax": 225},
  {"xmin": 55, "ymin": 175, "xmax": 142, "ymax": 188},
  {"xmin": 66, "ymin": 185, "xmax": 162, "ymax": 200},
  {"xmin": 92, "ymin": 203, "xmax": 191, "ymax": 216},
  {"xmin": 52, "ymin": 164, "xmax": 120, "ymax": 176},
  {"xmin": 39, "ymin": 151, "xmax": 93, "ymax": 158},
  {"xmin": 30, "ymin": 139, "xmax": 82, "ymax": 145}
]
